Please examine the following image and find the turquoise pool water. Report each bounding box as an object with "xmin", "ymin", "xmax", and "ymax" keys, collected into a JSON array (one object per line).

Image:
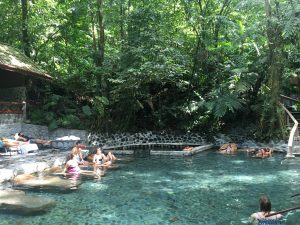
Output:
[{"xmin": 1, "ymin": 151, "xmax": 300, "ymax": 225}]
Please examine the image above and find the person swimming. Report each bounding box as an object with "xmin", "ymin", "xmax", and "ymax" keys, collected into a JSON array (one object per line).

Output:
[{"xmin": 250, "ymin": 195, "xmax": 283, "ymax": 222}]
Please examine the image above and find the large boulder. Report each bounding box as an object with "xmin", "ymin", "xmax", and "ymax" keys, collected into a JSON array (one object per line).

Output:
[
  {"xmin": 0, "ymin": 189, "xmax": 55, "ymax": 215},
  {"xmin": 13, "ymin": 174, "xmax": 79, "ymax": 191}
]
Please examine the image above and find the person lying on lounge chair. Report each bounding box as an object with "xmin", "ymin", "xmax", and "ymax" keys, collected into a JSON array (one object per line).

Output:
[
  {"xmin": 1, "ymin": 137, "xmax": 22, "ymax": 148},
  {"xmin": 15, "ymin": 132, "xmax": 51, "ymax": 145}
]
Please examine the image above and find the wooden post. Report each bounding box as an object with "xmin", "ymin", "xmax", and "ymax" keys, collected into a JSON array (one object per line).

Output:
[{"xmin": 22, "ymin": 101, "xmax": 26, "ymax": 121}]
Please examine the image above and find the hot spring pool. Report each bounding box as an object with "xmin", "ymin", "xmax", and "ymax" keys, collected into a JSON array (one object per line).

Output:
[{"xmin": 1, "ymin": 151, "xmax": 300, "ymax": 225}]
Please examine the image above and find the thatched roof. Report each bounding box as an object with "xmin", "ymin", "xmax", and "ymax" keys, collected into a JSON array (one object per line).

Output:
[{"xmin": 0, "ymin": 43, "xmax": 52, "ymax": 80}]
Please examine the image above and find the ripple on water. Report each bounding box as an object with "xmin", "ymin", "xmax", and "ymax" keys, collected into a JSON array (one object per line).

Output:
[{"xmin": 0, "ymin": 152, "xmax": 299, "ymax": 224}]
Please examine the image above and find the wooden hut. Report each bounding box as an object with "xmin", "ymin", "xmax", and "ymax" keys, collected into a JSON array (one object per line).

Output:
[{"xmin": 0, "ymin": 43, "xmax": 52, "ymax": 123}]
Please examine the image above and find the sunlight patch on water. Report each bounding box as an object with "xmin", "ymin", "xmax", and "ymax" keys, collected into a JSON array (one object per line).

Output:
[
  {"xmin": 173, "ymin": 171, "xmax": 196, "ymax": 176},
  {"xmin": 83, "ymin": 182, "xmax": 109, "ymax": 191}
]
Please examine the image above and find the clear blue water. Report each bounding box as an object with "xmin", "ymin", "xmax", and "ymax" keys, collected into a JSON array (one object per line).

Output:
[{"xmin": 1, "ymin": 151, "xmax": 300, "ymax": 225}]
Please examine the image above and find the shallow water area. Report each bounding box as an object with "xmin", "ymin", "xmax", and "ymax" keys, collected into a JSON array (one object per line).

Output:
[{"xmin": 0, "ymin": 151, "xmax": 300, "ymax": 225}]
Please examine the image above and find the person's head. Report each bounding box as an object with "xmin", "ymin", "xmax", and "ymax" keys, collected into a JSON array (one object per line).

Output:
[
  {"xmin": 96, "ymin": 148, "xmax": 102, "ymax": 154},
  {"xmin": 18, "ymin": 132, "xmax": 24, "ymax": 137},
  {"xmin": 66, "ymin": 153, "xmax": 76, "ymax": 162},
  {"xmin": 259, "ymin": 195, "xmax": 272, "ymax": 212},
  {"xmin": 75, "ymin": 140, "xmax": 81, "ymax": 146}
]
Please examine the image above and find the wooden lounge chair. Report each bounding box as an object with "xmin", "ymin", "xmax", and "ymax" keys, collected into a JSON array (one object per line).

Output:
[{"xmin": 0, "ymin": 145, "xmax": 20, "ymax": 156}]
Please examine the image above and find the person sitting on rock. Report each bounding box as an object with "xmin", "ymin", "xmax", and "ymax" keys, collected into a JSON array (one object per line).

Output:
[
  {"xmin": 93, "ymin": 148, "xmax": 107, "ymax": 166},
  {"xmin": 219, "ymin": 143, "xmax": 237, "ymax": 154},
  {"xmin": 183, "ymin": 146, "xmax": 193, "ymax": 151},
  {"xmin": 101, "ymin": 151, "xmax": 117, "ymax": 167},
  {"xmin": 106, "ymin": 151, "xmax": 117, "ymax": 161},
  {"xmin": 92, "ymin": 148, "xmax": 109, "ymax": 177},
  {"xmin": 71, "ymin": 141, "xmax": 86, "ymax": 165}
]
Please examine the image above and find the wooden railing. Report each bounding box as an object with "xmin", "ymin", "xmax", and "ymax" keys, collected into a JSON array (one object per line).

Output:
[{"xmin": 280, "ymin": 95, "xmax": 300, "ymax": 158}]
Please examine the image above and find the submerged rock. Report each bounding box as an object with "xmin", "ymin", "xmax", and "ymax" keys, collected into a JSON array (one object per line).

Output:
[
  {"xmin": 13, "ymin": 174, "xmax": 79, "ymax": 191},
  {"xmin": 0, "ymin": 189, "xmax": 55, "ymax": 215}
]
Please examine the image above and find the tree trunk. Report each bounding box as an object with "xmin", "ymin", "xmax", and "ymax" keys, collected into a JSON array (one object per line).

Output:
[
  {"xmin": 120, "ymin": 0, "xmax": 125, "ymax": 41},
  {"xmin": 261, "ymin": 0, "xmax": 284, "ymax": 139},
  {"xmin": 90, "ymin": 5, "xmax": 98, "ymax": 64},
  {"xmin": 21, "ymin": 0, "xmax": 30, "ymax": 57},
  {"xmin": 96, "ymin": 0, "xmax": 105, "ymax": 67}
]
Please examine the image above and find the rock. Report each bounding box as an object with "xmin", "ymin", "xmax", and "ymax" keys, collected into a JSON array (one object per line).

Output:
[
  {"xmin": 0, "ymin": 189, "xmax": 55, "ymax": 215},
  {"xmin": 0, "ymin": 169, "xmax": 14, "ymax": 183},
  {"xmin": 13, "ymin": 174, "xmax": 79, "ymax": 191}
]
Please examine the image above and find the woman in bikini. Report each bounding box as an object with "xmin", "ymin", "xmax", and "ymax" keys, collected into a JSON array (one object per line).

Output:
[
  {"xmin": 93, "ymin": 148, "xmax": 109, "ymax": 177},
  {"xmin": 93, "ymin": 148, "xmax": 106, "ymax": 166}
]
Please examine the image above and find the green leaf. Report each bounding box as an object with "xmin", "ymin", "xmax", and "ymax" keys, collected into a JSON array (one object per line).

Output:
[
  {"xmin": 48, "ymin": 121, "xmax": 58, "ymax": 130},
  {"xmin": 82, "ymin": 105, "xmax": 92, "ymax": 116}
]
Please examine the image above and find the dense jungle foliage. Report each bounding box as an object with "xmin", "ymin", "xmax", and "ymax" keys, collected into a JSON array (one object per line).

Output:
[{"xmin": 0, "ymin": 0, "xmax": 299, "ymax": 140}]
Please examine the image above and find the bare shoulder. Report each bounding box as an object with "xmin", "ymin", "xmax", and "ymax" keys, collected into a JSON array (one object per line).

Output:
[{"xmin": 250, "ymin": 212, "xmax": 259, "ymax": 220}]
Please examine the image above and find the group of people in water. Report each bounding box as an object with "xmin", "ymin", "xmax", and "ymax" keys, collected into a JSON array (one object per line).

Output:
[
  {"xmin": 63, "ymin": 141, "xmax": 117, "ymax": 178},
  {"xmin": 218, "ymin": 144, "xmax": 287, "ymax": 223},
  {"xmin": 247, "ymin": 147, "xmax": 273, "ymax": 158},
  {"xmin": 218, "ymin": 143, "xmax": 273, "ymax": 159}
]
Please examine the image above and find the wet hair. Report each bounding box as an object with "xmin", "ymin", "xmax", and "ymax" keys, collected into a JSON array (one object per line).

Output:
[
  {"xmin": 66, "ymin": 153, "xmax": 76, "ymax": 162},
  {"xmin": 75, "ymin": 140, "xmax": 81, "ymax": 145},
  {"xmin": 259, "ymin": 195, "xmax": 272, "ymax": 212}
]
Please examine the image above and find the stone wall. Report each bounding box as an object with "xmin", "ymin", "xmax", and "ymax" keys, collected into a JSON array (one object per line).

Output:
[
  {"xmin": 0, "ymin": 122, "xmax": 288, "ymax": 152},
  {"xmin": 0, "ymin": 123, "xmax": 87, "ymax": 141},
  {"xmin": 0, "ymin": 114, "xmax": 23, "ymax": 125},
  {"xmin": 88, "ymin": 132, "xmax": 208, "ymax": 148},
  {"xmin": 0, "ymin": 123, "xmax": 22, "ymax": 138}
]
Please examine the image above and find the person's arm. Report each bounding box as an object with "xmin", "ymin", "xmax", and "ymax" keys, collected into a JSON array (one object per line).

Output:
[
  {"xmin": 17, "ymin": 136, "xmax": 27, "ymax": 142},
  {"xmin": 93, "ymin": 154, "xmax": 97, "ymax": 163},
  {"xmin": 111, "ymin": 153, "xmax": 116, "ymax": 160},
  {"xmin": 101, "ymin": 153, "xmax": 107, "ymax": 162},
  {"xmin": 79, "ymin": 148, "xmax": 83, "ymax": 161},
  {"xmin": 63, "ymin": 162, "xmax": 69, "ymax": 173},
  {"xmin": 249, "ymin": 212, "xmax": 258, "ymax": 222}
]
